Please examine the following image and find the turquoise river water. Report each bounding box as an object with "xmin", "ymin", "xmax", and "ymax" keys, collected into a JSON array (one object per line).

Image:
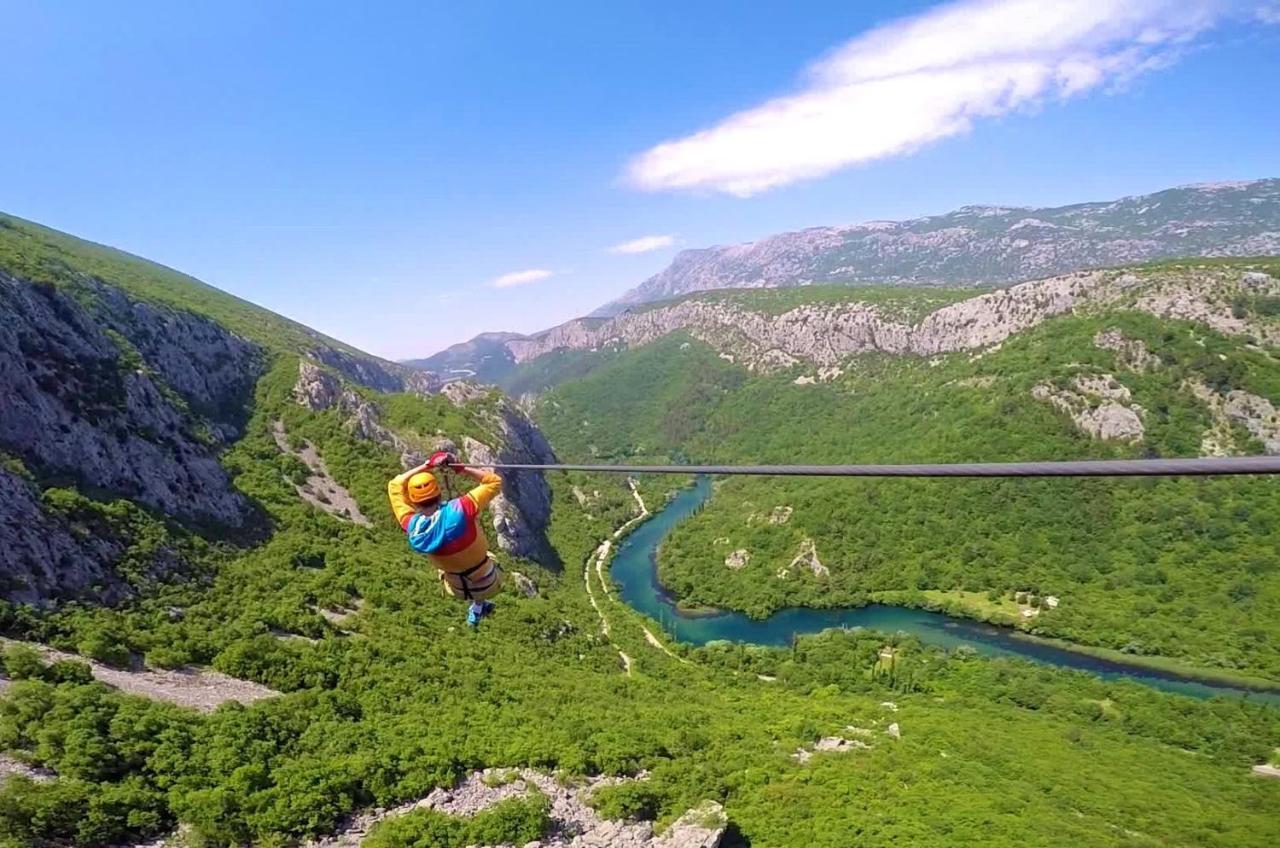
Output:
[{"xmin": 610, "ymin": 477, "xmax": 1280, "ymax": 703}]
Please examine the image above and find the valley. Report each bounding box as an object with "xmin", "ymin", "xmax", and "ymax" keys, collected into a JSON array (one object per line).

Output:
[{"xmin": 0, "ymin": 212, "xmax": 1277, "ymax": 848}]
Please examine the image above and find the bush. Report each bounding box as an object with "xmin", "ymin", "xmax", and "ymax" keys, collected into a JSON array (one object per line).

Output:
[
  {"xmin": 363, "ymin": 795, "xmax": 550, "ymax": 848},
  {"xmin": 45, "ymin": 659, "xmax": 94, "ymax": 685},
  {"xmin": 590, "ymin": 782, "xmax": 662, "ymax": 822},
  {"xmin": 1, "ymin": 646, "xmax": 45, "ymax": 681}
]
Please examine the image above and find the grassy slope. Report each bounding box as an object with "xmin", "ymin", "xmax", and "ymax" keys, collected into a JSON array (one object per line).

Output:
[
  {"xmin": 535, "ymin": 276, "xmax": 1280, "ymax": 680},
  {"xmin": 0, "ymin": 211, "xmax": 378, "ymax": 359},
  {"xmin": 1, "ymin": 222, "xmax": 1277, "ymax": 847}
]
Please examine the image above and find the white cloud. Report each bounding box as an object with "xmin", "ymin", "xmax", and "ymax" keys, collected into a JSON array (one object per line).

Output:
[
  {"xmin": 608, "ymin": 234, "xmax": 678, "ymax": 254},
  {"xmin": 1256, "ymin": 3, "xmax": 1280, "ymax": 23},
  {"xmin": 490, "ymin": 268, "xmax": 553, "ymax": 289},
  {"xmin": 625, "ymin": 0, "xmax": 1233, "ymax": 196}
]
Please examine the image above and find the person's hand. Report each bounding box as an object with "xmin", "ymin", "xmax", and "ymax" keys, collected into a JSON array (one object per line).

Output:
[{"xmin": 427, "ymin": 450, "xmax": 455, "ymax": 469}]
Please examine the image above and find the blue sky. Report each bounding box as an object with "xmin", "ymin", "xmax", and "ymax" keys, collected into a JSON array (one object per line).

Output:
[{"xmin": 3, "ymin": 1, "xmax": 1279, "ymax": 359}]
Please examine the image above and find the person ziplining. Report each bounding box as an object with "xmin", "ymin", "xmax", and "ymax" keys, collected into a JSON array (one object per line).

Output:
[{"xmin": 387, "ymin": 451, "xmax": 505, "ymax": 627}]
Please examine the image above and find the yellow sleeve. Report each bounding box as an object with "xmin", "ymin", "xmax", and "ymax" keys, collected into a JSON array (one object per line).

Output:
[
  {"xmin": 466, "ymin": 471, "xmax": 503, "ymax": 511},
  {"xmin": 387, "ymin": 471, "xmax": 416, "ymax": 529}
]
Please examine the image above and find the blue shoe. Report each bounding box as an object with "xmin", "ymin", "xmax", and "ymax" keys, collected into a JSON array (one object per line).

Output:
[
  {"xmin": 467, "ymin": 607, "xmax": 482, "ymax": 627},
  {"xmin": 480, "ymin": 600, "xmax": 495, "ymax": 616}
]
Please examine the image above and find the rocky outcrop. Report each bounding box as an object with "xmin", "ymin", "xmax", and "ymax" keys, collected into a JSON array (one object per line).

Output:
[
  {"xmin": 462, "ymin": 417, "xmax": 557, "ymax": 564},
  {"xmin": 0, "ymin": 273, "xmax": 259, "ymax": 526},
  {"xmin": 507, "ymin": 267, "xmax": 1280, "ymax": 375},
  {"xmin": 271, "ymin": 421, "xmax": 371, "ymax": 525},
  {"xmin": 1032, "ymin": 375, "xmax": 1145, "ymax": 443},
  {"xmin": 306, "ymin": 345, "xmax": 405, "ymax": 394},
  {"xmin": 292, "ymin": 361, "xmax": 425, "ymax": 467},
  {"xmin": 306, "ymin": 768, "xmax": 725, "ymax": 848},
  {"xmin": 1190, "ymin": 380, "xmax": 1280, "ymax": 455},
  {"xmin": 793, "ymin": 735, "xmax": 873, "ymax": 762},
  {"xmin": 0, "ymin": 273, "xmax": 264, "ymax": 603},
  {"xmin": 1093, "ymin": 328, "xmax": 1160, "ymax": 371},
  {"xmin": 783, "ymin": 539, "xmax": 828, "ymax": 579},
  {"xmin": 598, "ymin": 180, "xmax": 1280, "ymax": 312},
  {"xmin": 511, "ymin": 572, "xmax": 539, "ymax": 598},
  {"xmin": 724, "ymin": 549, "xmax": 750, "ymax": 570},
  {"xmin": 0, "ymin": 466, "xmax": 128, "ymax": 604},
  {"xmin": 1222, "ymin": 392, "xmax": 1280, "ymax": 455}
]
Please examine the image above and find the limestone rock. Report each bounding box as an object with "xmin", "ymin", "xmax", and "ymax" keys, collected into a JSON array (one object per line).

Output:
[
  {"xmin": 0, "ymin": 273, "xmax": 261, "ymax": 603},
  {"xmin": 787, "ymin": 539, "xmax": 828, "ymax": 578},
  {"xmin": 1223, "ymin": 390, "xmax": 1280, "ymax": 454},
  {"xmin": 271, "ymin": 421, "xmax": 371, "ymax": 525},
  {"xmin": 0, "ymin": 467, "xmax": 128, "ymax": 605},
  {"xmin": 462, "ymin": 404, "xmax": 557, "ymax": 565},
  {"xmin": 512, "ymin": 572, "xmax": 539, "ymax": 598},
  {"xmin": 493, "ymin": 265, "xmax": 1280, "ymax": 373},
  {"xmin": 442, "ymin": 380, "xmax": 491, "ymax": 405},
  {"xmin": 662, "ymin": 801, "xmax": 727, "ymax": 848},
  {"xmin": 1188, "ymin": 380, "xmax": 1280, "ymax": 455},
  {"xmin": 1093, "ymin": 328, "xmax": 1160, "ymax": 371},
  {"xmin": 724, "ymin": 549, "xmax": 750, "ymax": 570},
  {"xmin": 1032, "ymin": 378, "xmax": 1145, "ymax": 443}
]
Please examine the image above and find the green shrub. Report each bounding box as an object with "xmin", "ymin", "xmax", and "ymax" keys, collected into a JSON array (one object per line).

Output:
[{"xmin": 1, "ymin": 645, "xmax": 45, "ymax": 680}]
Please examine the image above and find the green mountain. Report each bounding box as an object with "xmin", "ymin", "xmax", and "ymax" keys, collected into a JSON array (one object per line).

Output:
[
  {"xmin": 533, "ymin": 260, "xmax": 1280, "ymax": 680},
  {"xmin": 0, "ymin": 216, "xmax": 1278, "ymax": 848}
]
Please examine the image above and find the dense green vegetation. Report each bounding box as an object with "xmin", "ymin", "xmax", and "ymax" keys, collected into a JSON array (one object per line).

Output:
[
  {"xmin": 362, "ymin": 795, "xmax": 551, "ymax": 848},
  {"xmin": 2, "ymin": 350, "xmax": 1276, "ymax": 847},
  {"xmin": 1, "ymin": 222, "xmax": 1277, "ymax": 848},
  {"xmin": 536, "ymin": 290, "xmax": 1280, "ymax": 680}
]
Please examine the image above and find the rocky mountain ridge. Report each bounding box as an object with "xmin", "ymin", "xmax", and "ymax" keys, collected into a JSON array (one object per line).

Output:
[
  {"xmin": 506, "ymin": 265, "xmax": 1278, "ymax": 377},
  {"xmin": 0, "ymin": 213, "xmax": 556, "ymax": 605},
  {"xmin": 600, "ymin": 179, "xmax": 1280, "ymax": 312}
]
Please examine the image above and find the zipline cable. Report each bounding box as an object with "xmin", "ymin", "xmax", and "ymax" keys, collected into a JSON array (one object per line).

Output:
[{"xmin": 475, "ymin": 455, "xmax": 1280, "ymax": 478}]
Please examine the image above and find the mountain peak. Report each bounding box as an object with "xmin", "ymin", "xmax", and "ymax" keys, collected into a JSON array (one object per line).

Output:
[{"xmin": 593, "ymin": 178, "xmax": 1280, "ymax": 315}]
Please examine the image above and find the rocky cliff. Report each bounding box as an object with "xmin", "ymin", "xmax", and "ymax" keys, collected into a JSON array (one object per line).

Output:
[
  {"xmin": 0, "ymin": 210, "xmax": 556, "ymax": 604},
  {"xmin": 0, "ymin": 271, "xmax": 263, "ymax": 602},
  {"xmin": 507, "ymin": 265, "xmax": 1279, "ymax": 376},
  {"xmin": 600, "ymin": 179, "xmax": 1280, "ymax": 312},
  {"xmin": 291, "ymin": 362, "xmax": 558, "ymax": 564}
]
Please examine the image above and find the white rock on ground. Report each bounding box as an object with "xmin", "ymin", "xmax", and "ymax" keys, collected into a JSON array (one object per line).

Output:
[
  {"xmin": 787, "ymin": 539, "xmax": 828, "ymax": 578},
  {"xmin": 0, "ymin": 753, "xmax": 54, "ymax": 785},
  {"xmin": 304, "ymin": 768, "xmax": 726, "ymax": 848},
  {"xmin": 272, "ymin": 421, "xmax": 371, "ymax": 525},
  {"xmin": 1093, "ymin": 328, "xmax": 1160, "ymax": 371},
  {"xmin": 0, "ymin": 639, "xmax": 278, "ymax": 713},
  {"xmin": 724, "ymin": 549, "xmax": 750, "ymax": 570},
  {"xmin": 1031, "ymin": 380, "xmax": 1145, "ymax": 443},
  {"xmin": 512, "ymin": 572, "xmax": 539, "ymax": 598}
]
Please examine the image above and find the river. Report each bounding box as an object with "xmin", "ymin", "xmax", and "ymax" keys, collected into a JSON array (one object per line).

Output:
[{"xmin": 610, "ymin": 477, "xmax": 1280, "ymax": 703}]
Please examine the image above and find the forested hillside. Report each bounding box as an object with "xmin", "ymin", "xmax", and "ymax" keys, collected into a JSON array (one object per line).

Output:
[
  {"xmin": 535, "ymin": 261, "xmax": 1280, "ymax": 681},
  {"xmin": 0, "ymin": 216, "xmax": 1277, "ymax": 848}
]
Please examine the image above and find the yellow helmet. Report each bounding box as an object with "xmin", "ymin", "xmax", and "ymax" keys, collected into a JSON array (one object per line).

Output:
[{"xmin": 407, "ymin": 472, "xmax": 441, "ymax": 505}]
